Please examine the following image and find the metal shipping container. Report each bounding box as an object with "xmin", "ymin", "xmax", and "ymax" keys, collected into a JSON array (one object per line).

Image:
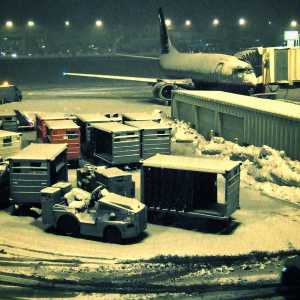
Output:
[
  {"xmin": 45, "ymin": 120, "xmax": 81, "ymax": 163},
  {"xmin": 172, "ymin": 90, "xmax": 300, "ymax": 161},
  {"xmin": 91, "ymin": 122, "xmax": 141, "ymax": 165},
  {"xmin": 0, "ymin": 130, "xmax": 22, "ymax": 158},
  {"xmin": 75, "ymin": 113, "xmax": 122, "ymax": 156},
  {"xmin": 9, "ymin": 143, "xmax": 68, "ymax": 207},
  {"xmin": 125, "ymin": 121, "xmax": 171, "ymax": 159},
  {"xmin": 35, "ymin": 112, "xmax": 72, "ymax": 142},
  {"xmin": 141, "ymin": 154, "xmax": 241, "ymax": 220}
]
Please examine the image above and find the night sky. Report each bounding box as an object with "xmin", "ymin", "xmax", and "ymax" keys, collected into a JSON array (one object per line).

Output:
[{"xmin": 0, "ymin": 0, "xmax": 299, "ymax": 28}]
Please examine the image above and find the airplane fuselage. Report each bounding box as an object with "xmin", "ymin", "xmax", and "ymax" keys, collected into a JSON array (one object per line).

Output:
[{"xmin": 159, "ymin": 50, "xmax": 257, "ymax": 91}]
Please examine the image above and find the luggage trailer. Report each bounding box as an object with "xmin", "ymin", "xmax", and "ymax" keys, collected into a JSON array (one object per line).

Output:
[
  {"xmin": 45, "ymin": 120, "xmax": 81, "ymax": 165},
  {"xmin": 141, "ymin": 154, "xmax": 241, "ymax": 221}
]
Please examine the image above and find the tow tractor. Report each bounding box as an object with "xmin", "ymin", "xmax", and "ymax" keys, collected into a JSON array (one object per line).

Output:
[{"xmin": 41, "ymin": 183, "xmax": 147, "ymax": 243}]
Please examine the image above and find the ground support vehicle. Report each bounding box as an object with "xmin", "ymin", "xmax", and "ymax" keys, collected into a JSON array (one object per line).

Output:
[
  {"xmin": 9, "ymin": 143, "xmax": 68, "ymax": 208},
  {"xmin": 45, "ymin": 120, "xmax": 81, "ymax": 166},
  {"xmin": 0, "ymin": 82, "xmax": 22, "ymax": 104},
  {"xmin": 0, "ymin": 111, "xmax": 18, "ymax": 132},
  {"xmin": 35, "ymin": 112, "xmax": 72, "ymax": 142},
  {"xmin": 91, "ymin": 122, "xmax": 141, "ymax": 166},
  {"xmin": 125, "ymin": 121, "xmax": 171, "ymax": 159},
  {"xmin": 77, "ymin": 164, "xmax": 135, "ymax": 197},
  {"xmin": 41, "ymin": 184, "xmax": 147, "ymax": 243},
  {"xmin": 0, "ymin": 130, "xmax": 22, "ymax": 158},
  {"xmin": 141, "ymin": 154, "xmax": 241, "ymax": 222},
  {"xmin": 75, "ymin": 113, "xmax": 121, "ymax": 157}
]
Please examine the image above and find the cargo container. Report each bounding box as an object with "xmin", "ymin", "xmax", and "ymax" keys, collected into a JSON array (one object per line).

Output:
[
  {"xmin": 122, "ymin": 112, "xmax": 161, "ymax": 122},
  {"xmin": 91, "ymin": 122, "xmax": 141, "ymax": 166},
  {"xmin": 45, "ymin": 120, "xmax": 81, "ymax": 165},
  {"xmin": 77, "ymin": 165, "xmax": 135, "ymax": 197},
  {"xmin": 0, "ymin": 111, "xmax": 18, "ymax": 132},
  {"xmin": 35, "ymin": 112, "xmax": 72, "ymax": 142},
  {"xmin": 141, "ymin": 154, "xmax": 241, "ymax": 221},
  {"xmin": 125, "ymin": 121, "xmax": 171, "ymax": 159},
  {"xmin": 9, "ymin": 143, "xmax": 68, "ymax": 208},
  {"xmin": 0, "ymin": 130, "xmax": 22, "ymax": 159},
  {"xmin": 172, "ymin": 90, "xmax": 300, "ymax": 161},
  {"xmin": 75, "ymin": 113, "xmax": 122, "ymax": 157}
]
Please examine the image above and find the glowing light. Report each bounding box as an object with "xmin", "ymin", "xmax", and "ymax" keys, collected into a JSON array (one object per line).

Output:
[
  {"xmin": 65, "ymin": 20, "xmax": 70, "ymax": 27},
  {"xmin": 27, "ymin": 20, "xmax": 35, "ymax": 27},
  {"xmin": 5, "ymin": 20, "xmax": 14, "ymax": 28},
  {"xmin": 2, "ymin": 81, "xmax": 9, "ymax": 87},
  {"xmin": 165, "ymin": 18, "xmax": 172, "ymax": 27},
  {"xmin": 95, "ymin": 20, "xmax": 103, "ymax": 27},
  {"xmin": 290, "ymin": 20, "xmax": 298, "ymax": 27},
  {"xmin": 212, "ymin": 18, "xmax": 220, "ymax": 26},
  {"xmin": 238, "ymin": 18, "xmax": 246, "ymax": 26},
  {"xmin": 185, "ymin": 20, "xmax": 191, "ymax": 27}
]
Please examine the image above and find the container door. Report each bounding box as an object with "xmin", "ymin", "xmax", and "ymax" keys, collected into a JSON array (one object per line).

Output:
[
  {"xmin": 274, "ymin": 49, "xmax": 288, "ymax": 82},
  {"xmin": 225, "ymin": 167, "xmax": 240, "ymax": 217}
]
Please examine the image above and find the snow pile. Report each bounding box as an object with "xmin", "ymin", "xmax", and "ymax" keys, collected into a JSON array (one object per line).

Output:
[{"xmin": 159, "ymin": 115, "xmax": 300, "ymax": 205}]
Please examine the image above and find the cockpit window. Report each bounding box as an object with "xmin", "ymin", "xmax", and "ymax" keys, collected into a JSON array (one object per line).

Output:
[{"xmin": 233, "ymin": 67, "xmax": 254, "ymax": 75}]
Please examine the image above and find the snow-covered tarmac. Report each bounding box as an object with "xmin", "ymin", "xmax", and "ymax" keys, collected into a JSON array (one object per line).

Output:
[{"xmin": 0, "ymin": 82, "xmax": 299, "ymax": 259}]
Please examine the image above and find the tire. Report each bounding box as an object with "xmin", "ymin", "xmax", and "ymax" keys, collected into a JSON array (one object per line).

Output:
[
  {"xmin": 56, "ymin": 215, "xmax": 80, "ymax": 236},
  {"xmin": 104, "ymin": 226, "xmax": 122, "ymax": 244}
]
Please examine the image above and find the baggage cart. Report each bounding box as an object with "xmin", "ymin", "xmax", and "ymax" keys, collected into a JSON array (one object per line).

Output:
[
  {"xmin": 125, "ymin": 121, "xmax": 171, "ymax": 159},
  {"xmin": 141, "ymin": 154, "xmax": 241, "ymax": 222},
  {"xmin": 45, "ymin": 120, "xmax": 81, "ymax": 165},
  {"xmin": 91, "ymin": 122, "xmax": 141, "ymax": 166},
  {"xmin": 9, "ymin": 143, "xmax": 68, "ymax": 208},
  {"xmin": 0, "ymin": 130, "xmax": 22, "ymax": 159}
]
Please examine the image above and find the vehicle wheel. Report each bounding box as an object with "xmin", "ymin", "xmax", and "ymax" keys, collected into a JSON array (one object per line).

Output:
[
  {"xmin": 104, "ymin": 226, "xmax": 122, "ymax": 244},
  {"xmin": 56, "ymin": 215, "xmax": 80, "ymax": 236}
]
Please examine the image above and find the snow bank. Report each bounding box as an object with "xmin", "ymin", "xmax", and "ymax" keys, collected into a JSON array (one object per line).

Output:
[{"xmin": 157, "ymin": 112, "xmax": 300, "ymax": 206}]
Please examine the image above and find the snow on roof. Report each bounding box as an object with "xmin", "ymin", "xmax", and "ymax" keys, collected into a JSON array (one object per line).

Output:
[
  {"xmin": 35, "ymin": 112, "xmax": 71, "ymax": 121},
  {"xmin": 10, "ymin": 143, "xmax": 67, "ymax": 161},
  {"xmin": 0, "ymin": 130, "xmax": 21, "ymax": 137},
  {"xmin": 75, "ymin": 113, "xmax": 114, "ymax": 123},
  {"xmin": 45, "ymin": 120, "xmax": 79, "ymax": 130},
  {"xmin": 174, "ymin": 90, "xmax": 300, "ymax": 121},
  {"xmin": 0, "ymin": 111, "xmax": 15, "ymax": 117},
  {"xmin": 122, "ymin": 112, "xmax": 161, "ymax": 121},
  {"xmin": 142, "ymin": 154, "xmax": 241, "ymax": 174},
  {"xmin": 125, "ymin": 121, "xmax": 171, "ymax": 130},
  {"xmin": 92, "ymin": 122, "xmax": 139, "ymax": 133}
]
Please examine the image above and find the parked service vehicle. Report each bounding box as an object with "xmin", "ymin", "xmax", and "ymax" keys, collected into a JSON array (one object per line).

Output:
[
  {"xmin": 141, "ymin": 154, "xmax": 241, "ymax": 222},
  {"xmin": 41, "ymin": 183, "xmax": 147, "ymax": 243},
  {"xmin": 9, "ymin": 143, "xmax": 68, "ymax": 209},
  {"xmin": 0, "ymin": 82, "xmax": 22, "ymax": 104}
]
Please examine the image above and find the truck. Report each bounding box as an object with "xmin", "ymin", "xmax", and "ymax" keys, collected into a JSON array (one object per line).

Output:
[
  {"xmin": 0, "ymin": 82, "xmax": 22, "ymax": 104},
  {"xmin": 41, "ymin": 183, "xmax": 147, "ymax": 243}
]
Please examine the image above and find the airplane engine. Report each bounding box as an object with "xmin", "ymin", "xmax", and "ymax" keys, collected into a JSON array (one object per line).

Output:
[{"xmin": 152, "ymin": 82, "xmax": 177, "ymax": 102}]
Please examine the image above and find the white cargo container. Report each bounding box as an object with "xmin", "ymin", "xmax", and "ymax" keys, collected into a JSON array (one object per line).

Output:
[{"xmin": 0, "ymin": 130, "xmax": 22, "ymax": 158}]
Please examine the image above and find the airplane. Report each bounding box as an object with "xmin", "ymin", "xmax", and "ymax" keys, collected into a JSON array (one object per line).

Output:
[{"xmin": 63, "ymin": 8, "xmax": 258, "ymax": 103}]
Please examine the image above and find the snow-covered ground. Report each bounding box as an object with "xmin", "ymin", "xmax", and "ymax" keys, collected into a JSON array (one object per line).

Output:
[{"xmin": 157, "ymin": 112, "xmax": 300, "ymax": 206}]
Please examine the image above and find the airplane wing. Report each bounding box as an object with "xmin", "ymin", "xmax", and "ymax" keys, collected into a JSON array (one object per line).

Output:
[
  {"xmin": 114, "ymin": 53, "xmax": 159, "ymax": 60},
  {"xmin": 63, "ymin": 72, "xmax": 158, "ymax": 83},
  {"xmin": 63, "ymin": 72, "xmax": 193, "ymax": 86}
]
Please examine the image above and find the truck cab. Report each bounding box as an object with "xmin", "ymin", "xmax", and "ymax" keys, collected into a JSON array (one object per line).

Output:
[
  {"xmin": 0, "ymin": 82, "xmax": 22, "ymax": 104},
  {"xmin": 41, "ymin": 184, "xmax": 147, "ymax": 243}
]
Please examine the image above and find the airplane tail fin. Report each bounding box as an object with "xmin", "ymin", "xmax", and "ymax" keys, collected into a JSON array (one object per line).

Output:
[{"xmin": 158, "ymin": 7, "xmax": 177, "ymax": 54}]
